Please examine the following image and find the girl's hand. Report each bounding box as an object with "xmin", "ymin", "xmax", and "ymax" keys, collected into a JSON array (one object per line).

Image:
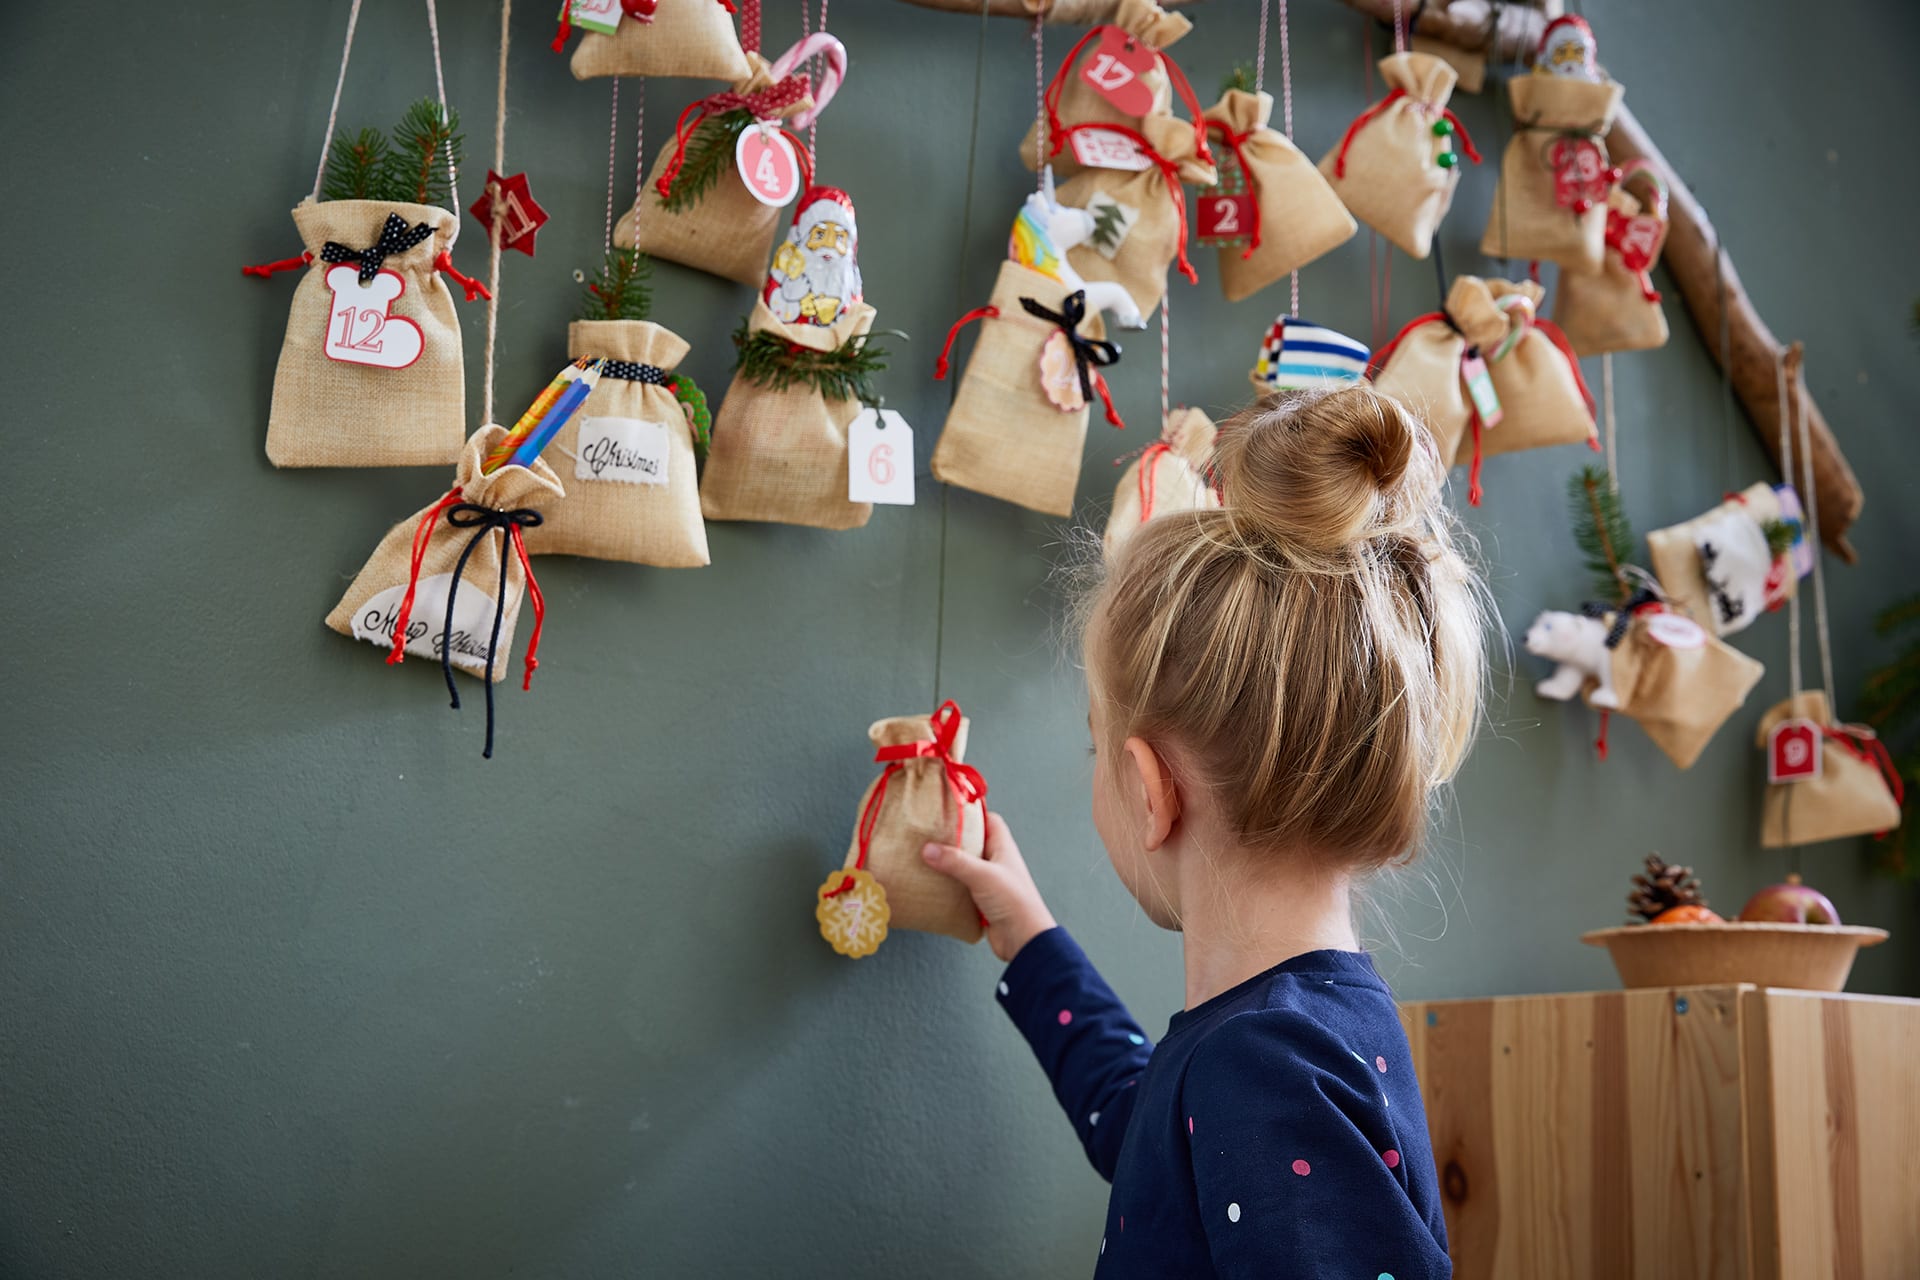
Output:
[{"xmin": 922, "ymin": 812, "xmax": 1058, "ymax": 963}]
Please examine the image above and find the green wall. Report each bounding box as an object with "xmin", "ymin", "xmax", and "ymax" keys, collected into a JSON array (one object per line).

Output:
[{"xmin": 3, "ymin": 1, "xmax": 1915, "ymax": 1275}]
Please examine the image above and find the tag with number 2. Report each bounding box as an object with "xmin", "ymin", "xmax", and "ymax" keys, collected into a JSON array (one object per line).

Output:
[{"xmin": 848, "ymin": 409, "xmax": 914, "ymax": 505}]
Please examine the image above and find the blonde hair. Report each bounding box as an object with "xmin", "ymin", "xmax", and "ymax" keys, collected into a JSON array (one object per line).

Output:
[{"xmin": 1086, "ymin": 386, "xmax": 1485, "ymax": 872}]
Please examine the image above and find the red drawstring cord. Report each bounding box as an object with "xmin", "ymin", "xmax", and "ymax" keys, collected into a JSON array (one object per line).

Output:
[
  {"xmin": 825, "ymin": 762, "xmax": 902, "ymax": 898},
  {"xmin": 1365, "ymin": 310, "xmax": 1446, "ymax": 378},
  {"xmin": 824, "ymin": 700, "xmax": 990, "ymax": 901},
  {"xmin": 1136, "ymin": 441, "xmax": 1173, "ymax": 521},
  {"xmin": 1044, "ymin": 26, "xmax": 1107, "ymax": 149},
  {"xmin": 242, "ymin": 251, "xmax": 313, "ymax": 278},
  {"xmin": 1595, "ymin": 709, "xmax": 1610, "ymax": 761},
  {"xmin": 509, "ymin": 525, "xmax": 545, "ymax": 691},
  {"xmin": 1333, "ymin": 89, "xmax": 1478, "ymax": 179},
  {"xmin": 1822, "ymin": 727, "xmax": 1906, "ymax": 823},
  {"xmin": 655, "ymin": 78, "xmax": 814, "ymax": 200},
  {"xmin": 935, "ymin": 306, "xmax": 999, "ymax": 379},
  {"xmin": 1467, "ymin": 408, "xmax": 1485, "ymax": 507},
  {"xmin": 1055, "ymin": 121, "xmax": 1199, "ymax": 284},
  {"xmin": 1157, "ymin": 51, "xmax": 1213, "ymax": 169},
  {"xmin": 435, "ymin": 251, "xmax": 492, "ymax": 302},
  {"xmin": 1449, "ymin": 110, "xmax": 1481, "ymax": 164},
  {"xmin": 550, "ymin": 4, "xmax": 571, "ymax": 51},
  {"xmin": 1535, "ymin": 318, "xmax": 1600, "ymax": 445},
  {"xmin": 1204, "ymin": 122, "xmax": 1262, "ymax": 257},
  {"xmin": 1043, "ymin": 26, "xmax": 1212, "ymax": 169},
  {"xmin": 387, "ymin": 487, "xmax": 465, "ymax": 667},
  {"xmin": 1092, "ymin": 371, "xmax": 1123, "ymax": 429}
]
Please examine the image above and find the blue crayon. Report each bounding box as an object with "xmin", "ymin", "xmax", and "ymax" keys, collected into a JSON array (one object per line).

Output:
[{"xmin": 506, "ymin": 361, "xmax": 603, "ymax": 470}]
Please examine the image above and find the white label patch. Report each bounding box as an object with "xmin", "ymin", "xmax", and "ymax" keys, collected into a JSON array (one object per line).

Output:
[
  {"xmin": 573, "ymin": 416, "xmax": 670, "ymax": 486},
  {"xmin": 564, "ymin": 0, "xmax": 622, "ymax": 35},
  {"xmin": 1070, "ymin": 130, "xmax": 1152, "ymax": 172},
  {"xmin": 848, "ymin": 408, "xmax": 914, "ymax": 505},
  {"xmin": 352, "ymin": 573, "xmax": 499, "ymax": 677},
  {"xmin": 1083, "ymin": 191, "xmax": 1140, "ymax": 261}
]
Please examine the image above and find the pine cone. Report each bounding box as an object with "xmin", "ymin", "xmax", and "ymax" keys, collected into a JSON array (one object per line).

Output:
[{"xmin": 1627, "ymin": 854, "xmax": 1708, "ymax": 922}]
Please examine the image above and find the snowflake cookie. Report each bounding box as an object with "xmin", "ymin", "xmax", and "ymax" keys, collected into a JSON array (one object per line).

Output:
[{"xmin": 816, "ymin": 868, "xmax": 891, "ymax": 959}]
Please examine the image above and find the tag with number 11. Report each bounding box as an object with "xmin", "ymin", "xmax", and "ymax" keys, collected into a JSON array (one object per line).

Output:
[{"xmin": 848, "ymin": 409, "xmax": 914, "ymax": 505}]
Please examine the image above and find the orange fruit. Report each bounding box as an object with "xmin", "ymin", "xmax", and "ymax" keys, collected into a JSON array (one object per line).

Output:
[{"xmin": 1650, "ymin": 904, "xmax": 1723, "ymax": 925}]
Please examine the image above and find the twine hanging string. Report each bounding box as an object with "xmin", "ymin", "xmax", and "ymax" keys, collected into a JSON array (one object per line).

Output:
[
  {"xmin": 1794, "ymin": 360, "xmax": 1836, "ymax": 709},
  {"xmin": 311, "ymin": 0, "xmax": 366, "ymax": 200},
  {"xmin": 481, "ymin": 0, "xmax": 513, "ymax": 426},
  {"xmin": 1275, "ymin": 0, "xmax": 1299, "ymax": 316},
  {"xmin": 1159, "ymin": 291, "xmax": 1171, "ymax": 425},
  {"xmin": 1776, "ymin": 354, "xmax": 1801, "ymax": 706},
  {"xmin": 425, "ymin": 0, "xmax": 457, "ymax": 194}
]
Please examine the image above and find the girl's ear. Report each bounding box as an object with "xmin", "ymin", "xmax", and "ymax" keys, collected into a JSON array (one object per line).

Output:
[{"xmin": 1121, "ymin": 736, "xmax": 1182, "ymax": 851}]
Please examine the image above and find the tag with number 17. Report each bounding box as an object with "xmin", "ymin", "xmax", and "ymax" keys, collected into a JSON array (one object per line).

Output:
[{"xmin": 848, "ymin": 409, "xmax": 914, "ymax": 505}]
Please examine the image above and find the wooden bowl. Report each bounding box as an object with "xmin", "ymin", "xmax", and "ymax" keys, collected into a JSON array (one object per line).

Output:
[{"xmin": 1581, "ymin": 922, "xmax": 1889, "ymax": 993}]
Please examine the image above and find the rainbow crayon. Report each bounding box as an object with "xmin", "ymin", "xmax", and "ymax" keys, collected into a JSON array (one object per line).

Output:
[
  {"xmin": 482, "ymin": 358, "xmax": 589, "ymax": 474},
  {"xmin": 506, "ymin": 362, "xmax": 603, "ymax": 470}
]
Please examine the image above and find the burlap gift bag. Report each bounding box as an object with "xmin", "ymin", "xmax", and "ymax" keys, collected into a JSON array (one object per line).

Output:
[
  {"xmin": 1019, "ymin": 0, "xmax": 1198, "ymax": 180},
  {"xmin": 1591, "ymin": 610, "xmax": 1764, "ymax": 769},
  {"xmin": 817, "ymin": 702, "xmax": 988, "ymax": 955},
  {"xmin": 1555, "ymin": 163, "xmax": 1671, "ymax": 355},
  {"xmin": 1450, "ymin": 278, "xmax": 1597, "ymax": 479},
  {"xmin": 700, "ymin": 299, "xmax": 875, "ymax": 530},
  {"xmin": 620, "ymin": 52, "xmax": 814, "ymax": 287},
  {"xmin": 1202, "ymin": 90, "xmax": 1356, "ymax": 303},
  {"xmin": 1647, "ymin": 483, "xmax": 1795, "ymax": 636},
  {"xmin": 265, "ymin": 199, "xmax": 467, "ymax": 468},
  {"xmin": 1368, "ymin": 274, "xmax": 1520, "ymax": 472},
  {"xmin": 1056, "ymin": 114, "xmax": 1215, "ymax": 318},
  {"xmin": 1480, "ymin": 72, "xmax": 1625, "ymax": 271},
  {"xmin": 1755, "ymin": 692, "xmax": 1903, "ymax": 847},
  {"xmin": 1319, "ymin": 52, "xmax": 1479, "ymax": 260},
  {"xmin": 931, "ymin": 261, "xmax": 1119, "ymax": 518},
  {"xmin": 1104, "ymin": 407, "xmax": 1218, "ymax": 557},
  {"xmin": 521, "ymin": 320, "xmax": 709, "ymax": 567},
  {"xmin": 560, "ymin": 0, "xmax": 750, "ymax": 82}
]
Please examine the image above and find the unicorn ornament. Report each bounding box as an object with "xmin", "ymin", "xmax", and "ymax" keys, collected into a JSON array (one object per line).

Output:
[{"xmin": 1010, "ymin": 174, "xmax": 1148, "ymax": 330}]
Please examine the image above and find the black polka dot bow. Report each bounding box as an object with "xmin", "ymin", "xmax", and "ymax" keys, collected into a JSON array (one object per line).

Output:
[
  {"xmin": 321, "ymin": 213, "xmax": 436, "ymax": 284},
  {"xmin": 600, "ymin": 360, "xmax": 669, "ymax": 385}
]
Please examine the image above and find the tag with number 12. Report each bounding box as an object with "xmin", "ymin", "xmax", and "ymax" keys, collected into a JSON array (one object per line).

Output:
[{"xmin": 848, "ymin": 409, "xmax": 914, "ymax": 505}]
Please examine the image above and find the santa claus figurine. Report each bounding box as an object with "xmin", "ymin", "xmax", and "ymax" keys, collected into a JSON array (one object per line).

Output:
[
  {"xmin": 1534, "ymin": 15, "xmax": 1601, "ymax": 81},
  {"xmin": 765, "ymin": 186, "xmax": 863, "ymax": 328}
]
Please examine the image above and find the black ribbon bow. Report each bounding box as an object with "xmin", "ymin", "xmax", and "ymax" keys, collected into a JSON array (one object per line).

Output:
[
  {"xmin": 441, "ymin": 503, "xmax": 545, "ymax": 760},
  {"xmin": 1580, "ymin": 585, "xmax": 1661, "ymax": 650},
  {"xmin": 600, "ymin": 360, "xmax": 670, "ymax": 385},
  {"xmin": 321, "ymin": 213, "xmax": 436, "ymax": 284},
  {"xmin": 1019, "ymin": 291, "xmax": 1121, "ymax": 403}
]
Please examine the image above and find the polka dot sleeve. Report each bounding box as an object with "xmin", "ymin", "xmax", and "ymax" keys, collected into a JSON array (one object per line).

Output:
[{"xmin": 995, "ymin": 927, "xmax": 1154, "ymax": 1183}]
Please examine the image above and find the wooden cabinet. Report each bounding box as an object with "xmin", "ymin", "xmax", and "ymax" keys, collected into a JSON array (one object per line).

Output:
[{"xmin": 1398, "ymin": 986, "xmax": 1920, "ymax": 1279}]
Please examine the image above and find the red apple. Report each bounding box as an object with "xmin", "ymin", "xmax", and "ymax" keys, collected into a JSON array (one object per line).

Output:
[{"xmin": 1737, "ymin": 873, "xmax": 1842, "ymax": 925}]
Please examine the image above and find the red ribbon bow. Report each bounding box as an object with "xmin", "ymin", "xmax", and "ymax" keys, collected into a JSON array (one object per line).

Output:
[
  {"xmin": 1821, "ymin": 726, "xmax": 1906, "ymax": 828},
  {"xmin": 1332, "ymin": 87, "xmax": 1480, "ymax": 180},
  {"xmin": 655, "ymin": 76, "xmax": 814, "ymax": 200},
  {"xmin": 826, "ymin": 700, "xmax": 989, "ymax": 900}
]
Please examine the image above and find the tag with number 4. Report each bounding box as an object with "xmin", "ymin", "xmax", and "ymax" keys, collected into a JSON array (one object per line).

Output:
[{"xmin": 848, "ymin": 408, "xmax": 914, "ymax": 505}]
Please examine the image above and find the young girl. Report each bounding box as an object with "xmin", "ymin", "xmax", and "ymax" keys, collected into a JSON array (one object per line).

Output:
[{"xmin": 922, "ymin": 386, "xmax": 1482, "ymax": 1278}]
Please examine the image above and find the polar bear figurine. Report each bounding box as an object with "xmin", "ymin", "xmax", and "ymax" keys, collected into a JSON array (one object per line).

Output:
[{"xmin": 1524, "ymin": 609, "xmax": 1621, "ymax": 709}]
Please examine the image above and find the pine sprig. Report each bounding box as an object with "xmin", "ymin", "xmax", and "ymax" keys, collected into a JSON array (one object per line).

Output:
[
  {"xmin": 661, "ymin": 109, "xmax": 755, "ymax": 214},
  {"xmin": 1090, "ymin": 199, "xmax": 1128, "ymax": 252},
  {"xmin": 321, "ymin": 127, "xmax": 391, "ymax": 202},
  {"xmin": 1759, "ymin": 517, "xmax": 1800, "ymax": 560},
  {"xmin": 732, "ymin": 320, "xmax": 887, "ymax": 404},
  {"xmin": 1567, "ymin": 466, "xmax": 1634, "ymax": 605},
  {"xmin": 381, "ymin": 99, "xmax": 463, "ymax": 207},
  {"xmin": 578, "ymin": 247, "xmax": 654, "ymax": 322},
  {"xmin": 1220, "ymin": 65, "xmax": 1255, "ymax": 96}
]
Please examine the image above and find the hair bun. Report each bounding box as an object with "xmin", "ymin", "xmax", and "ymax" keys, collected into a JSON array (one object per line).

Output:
[{"xmin": 1216, "ymin": 386, "xmax": 1424, "ymax": 554}]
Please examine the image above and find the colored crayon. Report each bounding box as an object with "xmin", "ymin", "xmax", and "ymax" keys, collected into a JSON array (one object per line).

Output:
[
  {"xmin": 482, "ymin": 358, "xmax": 588, "ymax": 474},
  {"xmin": 506, "ymin": 363, "xmax": 603, "ymax": 470}
]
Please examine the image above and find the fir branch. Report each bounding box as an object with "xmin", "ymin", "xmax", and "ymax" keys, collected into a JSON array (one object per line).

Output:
[
  {"xmin": 578, "ymin": 248, "xmax": 654, "ymax": 322},
  {"xmin": 380, "ymin": 99, "xmax": 463, "ymax": 207},
  {"xmin": 732, "ymin": 320, "xmax": 887, "ymax": 404},
  {"xmin": 661, "ymin": 109, "xmax": 755, "ymax": 214},
  {"xmin": 1759, "ymin": 518, "xmax": 1799, "ymax": 560},
  {"xmin": 321, "ymin": 127, "xmax": 391, "ymax": 202},
  {"xmin": 1220, "ymin": 65, "xmax": 1255, "ymax": 96},
  {"xmin": 1090, "ymin": 199, "xmax": 1128, "ymax": 252},
  {"xmin": 1567, "ymin": 465, "xmax": 1634, "ymax": 605}
]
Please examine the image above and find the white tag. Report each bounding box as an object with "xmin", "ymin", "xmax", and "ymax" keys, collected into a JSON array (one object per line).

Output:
[
  {"xmin": 565, "ymin": 0, "xmax": 622, "ymax": 36},
  {"xmin": 848, "ymin": 408, "xmax": 915, "ymax": 505},
  {"xmin": 573, "ymin": 416, "xmax": 670, "ymax": 486},
  {"xmin": 1643, "ymin": 612, "xmax": 1707, "ymax": 650},
  {"xmin": 353, "ymin": 573, "xmax": 499, "ymax": 677},
  {"xmin": 323, "ymin": 266, "xmax": 424, "ymax": 369},
  {"xmin": 1083, "ymin": 191, "xmax": 1140, "ymax": 260},
  {"xmin": 1070, "ymin": 130, "xmax": 1153, "ymax": 172},
  {"xmin": 736, "ymin": 125, "xmax": 803, "ymax": 208}
]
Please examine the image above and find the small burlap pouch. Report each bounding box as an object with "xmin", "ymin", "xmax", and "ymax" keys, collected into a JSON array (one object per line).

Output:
[
  {"xmin": 522, "ymin": 321, "xmax": 709, "ymax": 567},
  {"xmin": 562, "ymin": 0, "xmax": 750, "ymax": 82},
  {"xmin": 1319, "ymin": 52, "xmax": 1479, "ymax": 259},
  {"xmin": 1202, "ymin": 89, "xmax": 1355, "ymax": 302},
  {"xmin": 699, "ymin": 299, "xmax": 875, "ymax": 530},
  {"xmin": 1590, "ymin": 609, "xmax": 1764, "ymax": 770},
  {"xmin": 265, "ymin": 199, "xmax": 469, "ymax": 468},
  {"xmin": 1554, "ymin": 162, "xmax": 1671, "ymax": 355},
  {"xmin": 1449, "ymin": 278, "xmax": 1597, "ymax": 482},
  {"xmin": 1019, "ymin": 0, "xmax": 1198, "ymax": 180},
  {"xmin": 1480, "ymin": 71, "xmax": 1626, "ymax": 271},
  {"xmin": 1104, "ymin": 407, "xmax": 1218, "ymax": 557},
  {"xmin": 1756, "ymin": 692, "xmax": 1904, "ymax": 847},
  {"xmin": 931, "ymin": 261, "xmax": 1120, "ymax": 517},
  {"xmin": 1647, "ymin": 483, "xmax": 1793, "ymax": 636},
  {"xmin": 1056, "ymin": 113, "xmax": 1216, "ymax": 318}
]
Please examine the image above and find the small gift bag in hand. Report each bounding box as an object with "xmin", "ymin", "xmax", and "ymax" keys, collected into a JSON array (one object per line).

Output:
[
  {"xmin": 325, "ymin": 426, "xmax": 564, "ymax": 757},
  {"xmin": 1103, "ymin": 407, "xmax": 1219, "ymax": 557},
  {"xmin": 556, "ymin": 0, "xmax": 751, "ymax": 82},
  {"xmin": 1480, "ymin": 17, "xmax": 1626, "ymax": 272},
  {"xmin": 1200, "ymin": 89, "xmax": 1355, "ymax": 303},
  {"xmin": 1756, "ymin": 692, "xmax": 1903, "ymax": 847},
  {"xmin": 1020, "ymin": 0, "xmax": 1200, "ymax": 180},
  {"xmin": 1056, "ymin": 113, "xmax": 1216, "ymax": 318},
  {"xmin": 817, "ymin": 701, "xmax": 988, "ymax": 958},
  {"xmin": 1646, "ymin": 483, "xmax": 1802, "ymax": 638},
  {"xmin": 1555, "ymin": 160, "xmax": 1671, "ymax": 355},
  {"xmin": 1320, "ymin": 51, "xmax": 1479, "ymax": 260}
]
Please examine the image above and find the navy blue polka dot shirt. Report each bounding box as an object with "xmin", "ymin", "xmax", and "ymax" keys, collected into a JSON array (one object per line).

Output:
[{"xmin": 997, "ymin": 928, "xmax": 1450, "ymax": 1279}]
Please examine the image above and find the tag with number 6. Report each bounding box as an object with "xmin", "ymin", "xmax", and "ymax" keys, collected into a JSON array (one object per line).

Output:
[{"xmin": 848, "ymin": 408, "xmax": 914, "ymax": 505}]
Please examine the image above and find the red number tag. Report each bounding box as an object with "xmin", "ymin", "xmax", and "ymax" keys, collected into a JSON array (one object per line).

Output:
[
  {"xmin": 735, "ymin": 126, "xmax": 802, "ymax": 208},
  {"xmin": 1196, "ymin": 193, "xmax": 1255, "ymax": 245},
  {"xmin": 1768, "ymin": 720, "xmax": 1822, "ymax": 784},
  {"xmin": 1078, "ymin": 27, "xmax": 1157, "ymax": 118}
]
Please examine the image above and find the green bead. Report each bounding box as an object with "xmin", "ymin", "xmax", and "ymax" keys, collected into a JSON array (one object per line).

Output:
[
  {"xmin": 1437, "ymin": 150, "xmax": 1459, "ymax": 169},
  {"xmin": 1431, "ymin": 118, "xmax": 1455, "ymax": 137}
]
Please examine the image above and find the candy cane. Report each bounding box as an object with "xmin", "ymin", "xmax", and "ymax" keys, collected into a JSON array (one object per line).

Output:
[{"xmin": 768, "ymin": 32, "xmax": 845, "ymax": 131}]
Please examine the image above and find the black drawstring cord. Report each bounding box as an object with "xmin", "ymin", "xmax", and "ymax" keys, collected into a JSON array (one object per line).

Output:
[{"xmin": 440, "ymin": 504, "xmax": 544, "ymax": 759}]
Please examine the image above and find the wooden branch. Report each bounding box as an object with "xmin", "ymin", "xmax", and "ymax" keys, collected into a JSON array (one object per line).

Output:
[
  {"xmin": 1330, "ymin": 0, "xmax": 1557, "ymax": 64},
  {"xmin": 894, "ymin": 0, "xmax": 1199, "ymax": 20}
]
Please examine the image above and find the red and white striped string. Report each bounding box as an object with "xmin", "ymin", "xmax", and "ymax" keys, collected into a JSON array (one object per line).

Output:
[
  {"xmin": 605, "ymin": 78, "xmax": 621, "ymax": 248},
  {"xmin": 1275, "ymin": 0, "xmax": 1300, "ymax": 317},
  {"xmin": 1033, "ymin": 13, "xmax": 1048, "ymax": 191},
  {"xmin": 801, "ymin": 0, "xmax": 829, "ymax": 162},
  {"xmin": 1159, "ymin": 292, "xmax": 1171, "ymax": 425}
]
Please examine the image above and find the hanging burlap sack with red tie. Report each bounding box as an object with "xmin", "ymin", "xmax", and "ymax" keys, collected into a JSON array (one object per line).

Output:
[
  {"xmin": 1646, "ymin": 482, "xmax": 1801, "ymax": 637},
  {"xmin": 1055, "ymin": 113, "xmax": 1215, "ymax": 318},
  {"xmin": 1756, "ymin": 692, "xmax": 1903, "ymax": 847},
  {"xmin": 1319, "ymin": 51, "xmax": 1479, "ymax": 260},
  {"xmin": 325, "ymin": 426, "xmax": 563, "ymax": 757},
  {"xmin": 621, "ymin": 49, "xmax": 819, "ymax": 286},
  {"xmin": 1587, "ymin": 603, "xmax": 1764, "ymax": 770},
  {"xmin": 1104, "ymin": 407, "xmax": 1218, "ymax": 557},
  {"xmin": 554, "ymin": 0, "xmax": 751, "ymax": 82},
  {"xmin": 1554, "ymin": 160, "xmax": 1670, "ymax": 355},
  {"xmin": 521, "ymin": 318, "xmax": 711, "ymax": 567},
  {"xmin": 1019, "ymin": 0, "xmax": 1199, "ymax": 181},
  {"xmin": 1200, "ymin": 89, "xmax": 1355, "ymax": 303},
  {"xmin": 1452, "ymin": 277, "xmax": 1597, "ymax": 490},
  {"xmin": 816, "ymin": 702, "xmax": 989, "ymax": 957}
]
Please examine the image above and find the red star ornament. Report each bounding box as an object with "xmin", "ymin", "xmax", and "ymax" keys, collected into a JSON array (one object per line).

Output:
[{"xmin": 469, "ymin": 170, "xmax": 550, "ymax": 257}]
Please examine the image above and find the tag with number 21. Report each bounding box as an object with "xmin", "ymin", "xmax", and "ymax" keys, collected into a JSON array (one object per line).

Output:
[{"xmin": 848, "ymin": 409, "xmax": 914, "ymax": 505}]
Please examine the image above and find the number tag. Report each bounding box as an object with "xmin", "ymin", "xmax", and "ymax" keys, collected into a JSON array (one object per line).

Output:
[
  {"xmin": 1460, "ymin": 350, "xmax": 1503, "ymax": 428},
  {"xmin": 1643, "ymin": 612, "xmax": 1707, "ymax": 650},
  {"xmin": 1767, "ymin": 719, "xmax": 1822, "ymax": 785},
  {"xmin": 736, "ymin": 125, "xmax": 803, "ymax": 208},
  {"xmin": 1078, "ymin": 26, "xmax": 1157, "ymax": 117},
  {"xmin": 1069, "ymin": 129, "xmax": 1152, "ymax": 172},
  {"xmin": 562, "ymin": 0, "xmax": 622, "ymax": 35},
  {"xmin": 322, "ymin": 266, "xmax": 424, "ymax": 370},
  {"xmin": 1196, "ymin": 193, "xmax": 1255, "ymax": 246},
  {"xmin": 848, "ymin": 408, "xmax": 914, "ymax": 505}
]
